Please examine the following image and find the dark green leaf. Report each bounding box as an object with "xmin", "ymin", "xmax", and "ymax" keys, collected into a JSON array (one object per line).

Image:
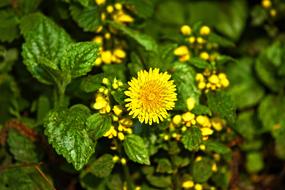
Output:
[
  {"xmin": 85, "ymin": 154, "xmax": 114, "ymax": 177},
  {"xmin": 205, "ymin": 140, "xmax": 231, "ymax": 154},
  {"xmin": 146, "ymin": 175, "xmax": 172, "ymax": 188},
  {"xmin": 70, "ymin": 5, "xmax": 101, "ymax": 32},
  {"xmin": 0, "ymin": 10, "xmax": 20, "ymax": 42},
  {"xmin": 86, "ymin": 113, "xmax": 112, "ymax": 139},
  {"xmin": 155, "ymin": 158, "xmax": 173, "ymax": 174},
  {"xmin": 7, "ymin": 130, "xmax": 39, "ymax": 163},
  {"xmin": 207, "ymin": 91, "xmax": 236, "ymax": 124},
  {"xmin": 44, "ymin": 104, "xmax": 95, "ymax": 170},
  {"xmin": 181, "ymin": 127, "xmax": 202, "ymax": 151},
  {"xmin": 192, "ymin": 158, "xmax": 213, "ymax": 183},
  {"xmin": 80, "ymin": 74, "xmax": 104, "ymax": 93},
  {"xmin": 189, "ymin": 57, "xmax": 211, "ymax": 69},
  {"xmin": 123, "ymin": 134, "xmax": 150, "ymax": 165},
  {"xmin": 125, "ymin": 0, "xmax": 154, "ymax": 18}
]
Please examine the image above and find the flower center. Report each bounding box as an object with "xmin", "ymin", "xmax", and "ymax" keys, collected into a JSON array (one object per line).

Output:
[{"xmin": 147, "ymin": 93, "xmax": 156, "ymax": 101}]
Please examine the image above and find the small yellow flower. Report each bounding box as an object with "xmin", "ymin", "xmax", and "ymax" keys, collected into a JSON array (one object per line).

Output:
[
  {"xmin": 104, "ymin": 126, "xmax": 117, "ymax": 138},
  {"xmin": 195, "ymin": 73, "xmax": 204, "ymax": 81},
  {"xmin": 113, "ymin": 105, "xmax": 123, "ymax": 116},
  {"xmin": 106, "ymin": 5, "xmax": 114, "ymax": 13},
  {"xmin": 208, "ymin": 74, "xmax": 219, "ymax": 84},
  {"xmin": 180, "ymin": 25, "xmax": 192, "ymax": 35},
  {"xmin": 174, "ymin": 45, "xmax": 189, "ymax": 56},
  {"xmin": 182, "ymin": 112, "xmax": 195, "ymax": 122},
  {"xmin": 114, "ymin": 3, "xmax": 123, "ymax": 10},
  {"xmin": 196, "ymin": 115, "xmax": 211, "ymax": 127},
  {"xmin": 101, "ymin": 51, "xmax": 113, "ymax": 64},
  {"xmin": 200, "ymin": 26, "xmax": 211, "ymax": 35},
  {"xmin": 102, "ymin": 78, "xmax": 109, "ymax": 85},
  {"xmin": 186, "ymin": 97, "xmax": 196, "ymax": 111},
  {"xmin": 212, "ymin": 163, "xmax": 218, "ymax": 172},
  {"xmin": 118, "ymin": 132, "xmax": 125, "ymax": 141},
  {"xmin": 182, "ymin": 180, "xmax": 194, "ymax": 189},
  {"xmin": 113, "ymin": 48, "xmax": 126, "ymax": 59},
  {"xmin": 93, "ymin": 93, "xmax": 111, "ymax": 113},
  {"xmin": 200, "ymin": 52, "xmax": 210, "ymax": 60},
  {"xmin": 172, "ymin": 115, "xmax": 182, "ymax": 125},
  {"xmin": 95, "ymin": 0, "xmax": 106, "ymax": 5},
  {"xmin": 262, "ymin": 0, "xmax": 271, "ymax": 9},
  {"xmin": 121, "ymin": 158, "xmax": 127, "ymax": 165},
  {"xmin": 113, "ymin": 11, "xmax": 134, "ymax": 23},
  {"xmin": 200, "ymin": 127, "xmax": 214, "ymax": 136},
  {"xmin": 93, "ymin": 36, "xmax": 103, "ymax": 44},
  {"xmin": 188, "ymin": 36, "xmax": 196, "ymax": 44},
  {"xmin": 270, "ymin": 9, "xmax": 277, "ymax": 17},
  {"xmin": 112, "ymin": 155, "xmax": 120, "ymax": 162},
  {"xmin": 163, "ymin": 134, "xmax": 170, "ymax": 141},
  {"xmin": 199, "ymin": 144, "xmax": 206, "ymax": 151},
  {"xmin": 125, "ymin": 68, "xmax": 177, "ymax": 125},
  {"xmin": 197, "ymin": 37, "xmax": 206, "ymax": 44},
  {"xmin": 195, "ymin": 183, "xmax": 203, "ymax": 190}
]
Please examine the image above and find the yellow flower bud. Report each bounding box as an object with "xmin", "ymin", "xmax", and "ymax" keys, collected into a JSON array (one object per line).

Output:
[
  {"xmin": 200, "ymin": 26, "xmax": 211, "ymax": 35},
  {"xmin": 208, "ymin": 74, "xmax": 219, "ymax": 84},
  {"xmin": 262, "ymin": 0, "xmax": 271, "ymax": 9},
  {"xmin": 197, "ymin": 37, "xmax": 205, "ymax": 44},
  {"xmin": 199, "ymin": 144, "xmax": 206, "ymax": 151},
  {"xmin": 106, "ymin": 5, "xmax": 114, "ymax": 13},
  {"xmin": 96, "ymin": 25, "xmax": 103, "ymax": 33},
  {"xmin": 114, "ymin": 12, "xmax": 134, "ymax": 23},
  {"xmin": 101, "ymin": 13, "xmax": 106, "ymax": 21},
  {"xmin": 115, "ymin": 3, "xmax": 123, "ymax": 10},
  {"xmin": 186, "ymin": 97, "xmax": 195, "ymax": 111},
  {"xmin": 104, "ymin": 126, "xmax": 117, "ymax": 138},
  {"xmin": 93, "ymin": 36, "xmax": 103, "ymax": 44},
  {"xmin": 174, "ymin": 46, "xmax": 189, "ymax": 56},
  {"xmin": 112, "ymin": 115, "xmax": 119, "ymax": 122},
  {"xmin": 102, "ymin": 78, "xmax": 109, "ymax": 85},
  {"xmin": 182, "ymin": 180, "xmax": 194, "ymax": 189},
  {"xmin": 172, "ymin": 133, "xmax": 177, "ymax": 138},
  {"xmin": 181, "ymin": 126, "xmax": 187, "ymax": 132},
  {"xmin": 198, "ymin": 81, "xmax": 206, "ymax": 90},
  {"xmin": 101, "ymin": 51, "xmax": 112, "ymax": 64},
  {"xmin": 118, "ymin": 132, "xmax": 125, "ymax": 141},
  {"xmin": 179, "ymin": 54, "xmax": 190, "ymax": 62},
  {"xmin": 218, "ymin": 73, "xmax": 227, "ymax": 79},
  {"xmin": 196, "ymin": 156, "xmax": 202, "ymax": 161},
  {"xmin": 104, "ymin": 32, "xmax": 111, "ymax": 39},
  {"xmin": 188, "ymin": 36, "xmax": 196, "ymax": 44},
  {"xmin": 112, "ymin": 155, "xmax": 119, "ymax": 162},
  {"xmin": 182, "ymin": 112, "xmax": 195, "ymax": 122},
  {"xmin": 121, "ymin": 158, "xmax": 127, "ymax": 165},
  {"xmin": 180, "ymin": 25, "xmax": 192, "ymax": 35},
  {"xmin": 135, "ymin": 186, "xmax": 141, "ymax": 190},
  {"xmin": 195, "ymin": 73, "xmax": 204, "ymax": 81},
  {"xmin": 95, "ymin": 0, "xmax": 106, "ymax": 5},
  {"xmin": 212, "ymin": 163, "xmax": 218, "ymax": 172},
  {"xmin": 200, "ymin": 52, "xmax": 209, "ymax": 60},
  {"xmin": 164, "ymin": 134, "xmax": 169, "ymax": 141},
  {"xmin": 113, "ymin": 48, "xmax": 126, "ymax": 59},
  {"xmin": 201, "ymin": 127, "xmax": 214, "ymax": 136},
  {"xmin": 221, "ymin": 78, "xmax": 230, "ymax": 87},
  {"xmin": 113, "ymin": 105, "xmax": 123, "ymax": 116},
  {"xmin": 196, "ymin": 115, "xmax": 211, "ymax": 127},
  {"xmin": 211, "ymin": 118, "xmax": 223, "ymax": 131},
  {"xmin": 95, "ymin": 57, "xmax": 102, "ymax": 66},
  {"xmin": 270, "ymin": 9, "xmax": 277, "ymax": 17},
  {"xmin": 195, "ymin": 183, "xmax": 203, "ymax": 190},
  {"xmin": 172, "ymin": 115, "xmax": 182, "ymax": 125}
]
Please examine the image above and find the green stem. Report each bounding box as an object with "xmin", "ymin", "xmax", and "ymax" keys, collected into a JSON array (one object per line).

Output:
[{"xmin": 56, "ymin": 82, "xmax": 67, "ymax": 108}]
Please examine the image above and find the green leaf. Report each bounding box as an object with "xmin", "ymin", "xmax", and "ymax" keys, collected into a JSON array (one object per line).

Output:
[
  {"xmin": 188, "ymin": 0, "xmax": 248, "ymax": 41},
  {"xmin": 7, "ymin": 130, "xmax": 39, "ymax": 163},
  {"xmin": 36, "ymin": 95, "xmax": 51, "ymax": 124},
  {"xmin": 80, "ymin": 74, "xmax": 104, "ymax": 93},
  {"xmin": 0, "ymin": 10, "xmax": 20, "ymax": 42},
  {"xmin": 110, "ymin": 22, "xmax": 158, "ymax": 52},
  {"xmin": 146, "ymin": 175, "xmax": 172, "ymax": 188},
  {"xmin": 181, "ymin": 127, "xmax": 202, "ymax": 151},
  {"xmin": 0, "ymin": 47, "xmax": 18, "ymax": 73},
  {"xmin": 226, "ymin": 58, "xmax": 265, "ymax": 109},
  {"xmin": 155, "ymin": 1, "xmax": 184, "ymax": 25},
  {"xmin": 189, "ymin": 57, "xmax": 211, "ymax": 69},
  {"xmin": 84, "ymin": 154, "xmax": 115, "ymax": 177},
  {"xmin": 86, "ymin": 113, "xmax": 112, "ymax": 140},
  {"xmin": 123, "ymin": 134, "xmax": 150, "ymax": 165},
  {"xmin": 234, "ymin": 111, "xmax": 258, "ymax": 140},
  {"xmin": 17, "ymin": 0, "xmax": 41, "ymax": 15},
  {"xmin": 246, "ymin": 152, "xmax": 264, "ymax": 173},
  {"xmin": 208, "ymin": 33, "xmax": 235, "ymax": 48},
  {"xmin": 192, "ymin": 158, "xmax": 213, "ymax": 183},
  {"xmin": 103, "ymin": 64, "xmax": 127, "ymax": 82},
  {"xmin": 205, "ymin": 140, "xmax": 231, "ymax": 155},
  {"xmin": 258, "ymin": 95, "xmax": 285, "ymax": 132},
  {"xmin": 125, "ymin": 0, "xmax": 154, "ymax": 18},
  {"xmin": 155, "ymin": 158, "xmax": 173, "ymax": 174},
  {"xmin": 207, "ymin": 91, "xmax": 236, "ymax": 124},
  {"xmin": 21, "ymin": 13, "xmax": 73, "ymax": 84},
  {"xmin": 70, "ymin": 5, "xmax": 101, "ymax": 32},
  {"xmin": 172, "ymin": 63, "xmax": 200, "ymax": 110},
  {"xmin": 44, "ymin": 104, "xmax": 95, "ymax": 170},
  {"xmin": 60, "ymin": 42, "xmax": 99, "ymax": 79},
  {"xmin": 0, "ymin": 166, "xmax": 55, "ymax": 190}
]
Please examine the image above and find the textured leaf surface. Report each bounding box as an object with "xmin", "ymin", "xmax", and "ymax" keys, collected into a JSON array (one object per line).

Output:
[
  {"xmin": 85, "ymin": 154, "xmax": 115, "ymax": 177},
  {"xmin": 192, "ymin": 158, "xmax": 213, "ymax": 183},
  {"xmin": 86, "ymin": 113, "xmax": 112, "ymax": 139},
  {"xmin": 181, "ymin": 127, "xmax": 202, "ymax": 151},
  {"xmin": 44, "ymin": 104, "xmax": 95, "ymax": 170},
  {"xmin": 123, "ymin": 134, "xmax": 150, "ymax": 165},
  {"xmin": 0, "ymin": 10, "xmax": 20, "ymax": 42}
]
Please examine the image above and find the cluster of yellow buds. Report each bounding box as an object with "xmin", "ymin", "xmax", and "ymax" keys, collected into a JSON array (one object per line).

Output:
[
  {"xmin": 174, "ymin": 24, "xmax": 219, "ymax": 63},
  {"xmin": 92, "ymin": 92, "xmax": 111, "ymax": 113},
  {"xmin": 112, "ymin": 155, "xmax": 127, "ymax": 165},
  {"xmin": 261, "ymin": 0, "xmax": 277, "ymax": 17},
  {"xmin": 195, "ymin": 70, "xmax": 230, "ymax": 92},
  {"xmin": 182, "ymin": 180, "xmax": 204, "ymax": 190},
  {"xmin": 94, "ymin": 39, "xmax": 127, "ymax": 66}
]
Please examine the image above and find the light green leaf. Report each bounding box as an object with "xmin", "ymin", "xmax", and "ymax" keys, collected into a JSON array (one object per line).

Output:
[
  {"xmin": 0, "ymin": 10, "xmax": 20, "ymax": 42},
  {"xmin": 181, "ymin": 127, "xmax": 202, "ymax": 151},
  {"xmin": 123, "ymin": 134, "xmax": 150, "ymax": 165},
  {"xmin": 125, "ymin": 0, "xmax": 154, "ymax": 18},
  {"xmin": 86, "ymin": 113, "xmax": 112, "ymax": 139},
  {"xmin": 205, "ymin": 140, "xmax": 231, "ymax": 155},
  {"xmin": 246, "ymin": 152, "xmax": 264, "ymax": 173},
  {"xmin": 172, "ymin": 63, "xmax": 200, "ymax": 110},
  {"xmin": 60, "ymin": 42, "xmax": 99, "ymax": 79},
  {"xmin": 44, "ymin": 104, "xmax": 95, "ymax": 170},
  {"xmin": 21, "ymin": 13, "xmax": 73, "ymax": 84}
]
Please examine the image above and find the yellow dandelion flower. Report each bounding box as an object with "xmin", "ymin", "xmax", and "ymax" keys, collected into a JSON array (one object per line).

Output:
[{"xmin": 125, "ymin": 68, "xmax": 177, "ymax": 125}]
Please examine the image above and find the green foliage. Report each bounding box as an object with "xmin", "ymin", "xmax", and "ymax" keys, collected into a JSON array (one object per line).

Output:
[
  {"xmin": 192, "ymin": 158, "xmax": 213, "ymax": 183},
  {"xmin": 83, "ymin": 154, "xmax": 115, "ymax": 177},
  {"xmin": 44, "ymin": 104, "xmax": 95, "ymax": 170},
  {"xmin": 0, "ymin": 10, "xmax": 20, "ymax": 42},
  {"xmin": 181, "ymin": 127, "xmax": 202, "ymax": 151},
  {"xmin": 86, "ymin": 113, "xmax": 112, "ymax": 139},
  {"xmin": 123, "ymin": 134, "xmax": 150, "ymax": 165}
]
